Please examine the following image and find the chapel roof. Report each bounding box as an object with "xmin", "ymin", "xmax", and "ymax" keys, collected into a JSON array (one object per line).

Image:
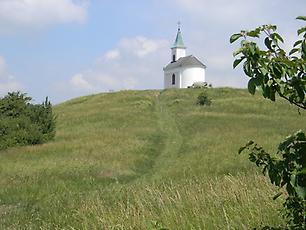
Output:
[
  {"xmin": 163, "ymin": 55, "xmax": 206, "ymax": 71},
  {"xmin": 172, "ymin": 28, "xmax": 186, "ymax": 49}
]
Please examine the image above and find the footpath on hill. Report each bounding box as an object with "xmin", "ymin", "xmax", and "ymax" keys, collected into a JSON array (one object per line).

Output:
[{"xmin": 152, "ymin": 91, "xmax": 184, "ymax": 177}]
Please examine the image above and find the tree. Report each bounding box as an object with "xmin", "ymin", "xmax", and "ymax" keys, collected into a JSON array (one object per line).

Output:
[
  {"xmin": 0, "ymin": 92, "xmax": 56, "ymax": 149},
  {"xmin": 29, "ymin": 97, "xmax": 56, "ymax": 141},
  {"xmin": 0, "ymin": 92, "xmax": 31, "ymax": 118},
  {"xmin": 231, "ymin": 16, "xmax": 306, "ymax": 229}
]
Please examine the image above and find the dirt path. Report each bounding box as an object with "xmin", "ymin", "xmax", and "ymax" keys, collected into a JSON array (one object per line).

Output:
[{"xmin": 150, "ymin": 91, "xmax": 183, "ymax": 178}]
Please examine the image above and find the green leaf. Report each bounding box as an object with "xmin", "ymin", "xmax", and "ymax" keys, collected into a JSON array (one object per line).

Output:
[
  {"xmin": 293, "ymin": 40, "xmax": 302, "ymax": 47},
  {"xmin": 295, "ymin": 185, "xmax": 306, "ymax": 199},
  {"xmin": 279, "ymin": 83, "xmax": 285, "ymax": 95},
  {"xmin": 295, "ymin": 85, "xmax": 305, "ymax": 103},
  {"xmin": 230, "ymin": 33, "xmax": 242, "ymax": 43},
  {"xmin": 272, "ymin": 33, "xmax": 284, "ymax": 43},
  {"xmin": 264, "ymin": 37, "xmax": 273, "ymax": 50},
  {"xmin": 248, "ymin": 78, "xmax": 257, "ymax": 95},
  {"xmin": 297, "ymin": 27, "xmax": 306, "ymax": 35},
  {"xmin": 249, "ymin": 43, "xmax": 256, "ymax": 55},
  {"xmin": 270, "ymin": 25, "xmax": 277, "ymax": 31},
  {"xmin": 238, "ymin": 146, "xmax": 246, "ymax": 154},
  {"xmin": 290, "ymin": 174, "xmax": 306, "ymax": 199},
  {"xmin": 265, "ymin": 24, "xmax": 277, "ymax": 31},
  {"xmin": 272, "ymin": 64, "xmax": 282, "ymax": 78},
  {"xmin": 243, "ymin": 61, "xmax": 252, "ymax": 77},
  {"xmin": 233, "ymin": 48, "xmax": 243, "ymax": 57},
  {"xmin": 262, "ymin": 86, "xmax": 270, "ymax": 98},
  {"xmin": 267, "ymin": 79, "xmax": 274, "ymax": 87},
  {"xmin": 240, "ymin": 39, "xmax": 249, "ymax": 46},
  {"xmin": 246, "ymin": 140, "xmax": 254, "ymax": 146},
  {"xmin": 253, "ymin": 77, "xmax": 262, "ymax": 86},
  {"xmin": 246, "ymin": 30, "xmax": 260, "ymax": 38},
  {"xmin": 296, "ymin": 16, "xmax": 306, "ymax": 21},
  {"xmin": 302, "ymin": 40, "xmax": 306, "ymax": 56},
  {"xmin": 289, "ymin": 48, "xmax": 299, "ymax": 55},
  {"xmin": 233, "ymin": 58, "xmax": 244, "ymax": 69},
  {"xmin": 238, "ymin": 140, "xmax": 254, "ymax": 154},
  {"xmin": 259, "ymin": 67, "xmax": 268, "ymax": 76}
]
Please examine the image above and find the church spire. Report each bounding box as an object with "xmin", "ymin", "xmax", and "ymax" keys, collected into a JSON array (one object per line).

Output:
[
  {"xmin": 171, "ymin": 22, "xmax": 186, "ymax": 62},
  {"xmin": 172, "ymin": 22, "xmax": 186, "ymax": 48}
]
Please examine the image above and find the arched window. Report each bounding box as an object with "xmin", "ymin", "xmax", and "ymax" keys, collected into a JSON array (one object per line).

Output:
[
  {"xmin": 172, "ymin": 55, "xmax": 176, "ymax": 62},
  {"xmin": 172, "ymin": 74, "xmax": 175, "ymax": 85}
]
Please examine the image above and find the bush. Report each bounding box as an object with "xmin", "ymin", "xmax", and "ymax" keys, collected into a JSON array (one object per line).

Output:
[
  {"xmin": 196, "ymin": 91, "xmax": 212, "ymax": 106},
  {"xmin": 0, "ymin": 92, "xmax": 56, "ymax": 150}
]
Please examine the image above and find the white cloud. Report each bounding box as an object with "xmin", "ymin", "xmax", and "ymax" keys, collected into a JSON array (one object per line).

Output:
[
  {"xmin": 104, "ymin": 49, "xmax": 121, "ymax": 61},
  {"xmin": 0, "ymin": 56, "xmax": 23, "ymax": 96},
  {"xmin": 120, "ymin": 36, "xmax": 166, "ymax": 57},
  {"xmin": 0, "ymin": 0, "xmax": 88, "ymax": 34},
  {"xmin": 60, "ymin": 36, "xmax": 169, "ymax": 95},
  {"xmin": 70, "ymin": 73, "xmax": 93, "ymax": 90}
]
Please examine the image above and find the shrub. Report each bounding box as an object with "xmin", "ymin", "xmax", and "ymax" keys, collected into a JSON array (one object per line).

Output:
[
  {"xmin": 0, "ymin": 92, "xmax": 56, "ymax": 150},
  {"xmin": 196, "ymin": 91, "xmax": 212, "ymax": 106}
]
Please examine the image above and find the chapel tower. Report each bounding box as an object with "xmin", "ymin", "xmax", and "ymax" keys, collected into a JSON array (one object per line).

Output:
[{"xmin": 171, "ymin": 23, "xmax": 186, "ymax": 62}]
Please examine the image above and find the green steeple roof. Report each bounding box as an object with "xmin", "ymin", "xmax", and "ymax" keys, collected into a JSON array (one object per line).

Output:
[{"xmin": 172, "ymin": 28, "xmax": 186, "ymax": 49}]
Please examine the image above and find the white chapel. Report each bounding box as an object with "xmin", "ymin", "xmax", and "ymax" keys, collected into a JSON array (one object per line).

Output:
[{"xmin": 163, "ymin": 25, "xmax": 206, "ymax": 88}]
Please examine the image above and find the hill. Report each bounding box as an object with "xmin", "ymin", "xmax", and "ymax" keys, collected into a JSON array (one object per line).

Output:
[{"xmin": 0, "ymin": 88, "xmax": 305, "ymax": 229}]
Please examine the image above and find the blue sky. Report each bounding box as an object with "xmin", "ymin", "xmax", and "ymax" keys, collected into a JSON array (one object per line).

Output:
[{"xmin": 0, "ymin": 0, "xmax": 305, "ymax": 103}]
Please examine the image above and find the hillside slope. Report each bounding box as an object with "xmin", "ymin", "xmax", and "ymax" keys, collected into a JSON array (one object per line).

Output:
[{"xmin": 0, "ymin": 88, "xmax": 305, "ymax": 229}]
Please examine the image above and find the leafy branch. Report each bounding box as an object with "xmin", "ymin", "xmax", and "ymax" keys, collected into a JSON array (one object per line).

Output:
[
  {"xmin": 231, "ymin": 16, "xmax": 306, "ymax": 230},
  {"xmin": 230, "ymin": 17, "xmax": 306, "ymax": 110},
  {"xmin": 239, "ymin": 131, "xmax": 306, "ymax": 229}
]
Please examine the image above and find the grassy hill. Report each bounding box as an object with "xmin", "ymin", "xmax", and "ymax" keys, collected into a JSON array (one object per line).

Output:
[{"xmin": 0, "ymin": 88, "xmax": 305, "ymax": 229}]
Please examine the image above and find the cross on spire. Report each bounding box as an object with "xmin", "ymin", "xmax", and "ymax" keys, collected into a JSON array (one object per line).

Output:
[{"xmin": 178, "ymin": 21, "xmax": 181, "ymax": 31}]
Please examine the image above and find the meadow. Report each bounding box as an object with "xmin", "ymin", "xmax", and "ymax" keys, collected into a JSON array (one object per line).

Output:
[{"xmin": 0, "ymin": 88, "xmax": 305, "ymax": 229}]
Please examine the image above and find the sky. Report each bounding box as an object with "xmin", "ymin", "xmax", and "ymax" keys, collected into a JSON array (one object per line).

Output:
[{"xmin": 0, "ymin": 0, "xmax": 305, "ymax": 103}]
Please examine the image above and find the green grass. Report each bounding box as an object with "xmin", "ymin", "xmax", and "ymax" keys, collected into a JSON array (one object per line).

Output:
[{"xmin": 0, "ymin": 88, "xmax": 305, "ymax": 229}]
